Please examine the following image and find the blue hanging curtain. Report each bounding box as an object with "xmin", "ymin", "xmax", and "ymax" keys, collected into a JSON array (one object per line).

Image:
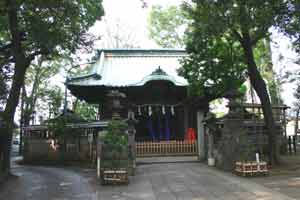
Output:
[
  {"xmin": 147, "ymin": 116, "xmax": 155, "ymax": 140},
  {"xmin": 158, "ymin": 115, "xmax": 163, "ymax": 141},
  {"xmin": 165, "ymin": 113, "xmax": 171, "ymax": 141}
]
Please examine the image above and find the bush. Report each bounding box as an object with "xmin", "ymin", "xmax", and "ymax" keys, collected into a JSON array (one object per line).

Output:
[
  {"xmin": 102, "ymin": 120, "xmax": 128, "ymax": 149},
  {"xmin": 101, "ymin": 120, "xmax": 129, "ymax": 168}
]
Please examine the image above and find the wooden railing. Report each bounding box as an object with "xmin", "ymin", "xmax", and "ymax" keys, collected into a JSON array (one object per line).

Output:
[{"xmin": 136, "ymin": 140, "xmax": 198, "ymax": 157}]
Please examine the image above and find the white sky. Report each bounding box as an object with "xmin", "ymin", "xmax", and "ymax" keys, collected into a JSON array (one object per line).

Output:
[
  {"xmin": 89, "ymin": 0, "xmax": 183, "ymax": 49},
  {"xmin": 271, "ymin": 32, "xmax": 300, "ymax": 108}
]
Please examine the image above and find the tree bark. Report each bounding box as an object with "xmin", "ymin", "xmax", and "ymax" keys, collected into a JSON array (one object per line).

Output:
[
  {"xmin": 0, "ymin": 0, "xmax": 32, "ymax": 174},
  {"xmin": 241, "ymin": 32, "xmax": 278, "ymax": 165},
  {"xmin": 2, "ymin": 61, "xmax": 28, "ymax": 173},
  {"xmin": 19, "ymin": 86, "xmax": 25, "ymax": 155},
  {"xmin": 295, "ymin": 108, "xmax": 299, "ymax": 136}
]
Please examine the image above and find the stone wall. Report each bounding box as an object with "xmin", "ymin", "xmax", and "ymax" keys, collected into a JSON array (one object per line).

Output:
[
  {"xmin": 214, "ymin": 118, "xmax": 245, "ymax": 171},
  {"xmin": 213, "ymin": 118, "xmax": 283, "ymax": 171},
  {"xmin": 23, "ymin": 137, "xmax": 96, "ymax": 163}
]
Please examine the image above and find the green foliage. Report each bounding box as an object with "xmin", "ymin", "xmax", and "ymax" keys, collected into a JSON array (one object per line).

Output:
[
  {"xmin": 102, "ymin": 120, "xmax": 128, "ymax": 150},
  {"xmin": 47, "ymin": 114, "xmax": 82, "ymax": 139},
  {"xmin": 0, "ymin": 0, "xmax": 104, "ymax": 174},
  {"xmin": 294, "ymin": 84, "xmax": 300, "ymax": 104},
  {"xmin": 239, "ymin": 85, "xmax": 247, "ymax": 96},
  {"xmin": 0, "ymin": 0, "xmax": 104, "ymax": 118},
  {"xmin": 73, "ymin": 100, "xmax": 97, "ymax": 121},
  {"xmin": 292, "ymin": 84, "xmax": 300, "ymax": 115},
  {"xmin": 254, "ymin": 39, "xmax": 282, "ymax": 104},
  {"xmin": 180, "ymin": 1, "xmax": 299, "ymax": 165},
  {"xmin": 22, "ymin": 56, "xmax": 62, "ymax": 123},
  {"xmin": 179, "ymin": 33, "xmax": 247, "ymax": 98},
  {"xmin": 148, "ymin": 2, "xmax": 287, "ymax": 104},
  {"xmin": 180, "ymin": 0, "xmax": 299, "ymax": 102},
  {"xmin": 47, "ymin": 116, "xmax": 71, "ymax": 138},
  {"xmin": 43, "ymin": 86, "xmax": 63, "ymax": 117},
  {"xmin": 101, "ymin": 120, "xmax": 129, "ymax": 168},
  {"xmin": 148, "ymin": 5, "xmax": 189, "ymax": 48},
  {"xmin": 275, "ymin": 1, "xmax": 300, "ymax": 52},
  {"xmin": 0, "ymin": 66, "xmax": 10, "ymax": 110},
  {"xmin": 0, "ymin": 0, "xmax": 104, "ymax": 57}
]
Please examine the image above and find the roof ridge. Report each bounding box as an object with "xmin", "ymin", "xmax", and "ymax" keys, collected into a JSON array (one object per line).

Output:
[{"xmin": 96, "ymin": 48, "xmax": 186, "ymax": 55}]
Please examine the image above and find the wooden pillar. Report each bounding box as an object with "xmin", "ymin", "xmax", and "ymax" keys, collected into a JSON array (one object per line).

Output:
[
  {"xmin": 184, "ymin": 105, "xmax": 189, "ymax": 135},
  {"xmin": 97, "ymin": 104, "xmax": 101, "ymax": 120},
  {"xmin": 97, "ymin": 130, "xmax": 105, "ymax": 179},
  {"xmin": 197, "ymin": 111, "xmax": 205, "ymax": 161}
]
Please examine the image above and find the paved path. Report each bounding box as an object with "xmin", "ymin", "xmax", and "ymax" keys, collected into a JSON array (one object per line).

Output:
[
  {"xmin": 0, "ymin": 165, "xmax": 96, "ymax": 200},
  {"xmin": 253, "ymin": 174, "xmax": 300, "ymax": 200},
  {"xmin": 0, "ymin": 162, "xmax": 296, "ymax": 200}
]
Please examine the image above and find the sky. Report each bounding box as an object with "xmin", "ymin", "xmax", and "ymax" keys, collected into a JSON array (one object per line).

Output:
[
  {"xmin": 89, "ymin": 0, "xmax": 183, "ymax": 49},
  {"xmin": 271, "ymin": 32, "xmax": 300, "ymax": 107}
]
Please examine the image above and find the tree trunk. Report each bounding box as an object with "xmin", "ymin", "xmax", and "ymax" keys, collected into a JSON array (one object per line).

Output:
[
  {"xmin": 295, "ymin": 108, "xmax": 299, "ymax": 136},
  {"xmin": 2, "ymin": 62, "xmax": 28, "ymax": 173},
  {"xmin": 241, "ymin": 34, "xmax": 278, "ymax": 165},
  {"xmin": 72, "ymin": 98, "xmax": 79, "ymax": 111},
  {"xmin": 1, "ymin": 0, "xmax": 32, "ymax": 174},
  {"xmin": 19, "ymin": 86, "xmax": 25, "ymax": 155}
]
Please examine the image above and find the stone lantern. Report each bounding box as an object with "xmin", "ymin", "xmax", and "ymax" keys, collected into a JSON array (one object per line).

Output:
[{"xmin": 106, "ymin": 90, "xmax": 126, "ymax": 120}]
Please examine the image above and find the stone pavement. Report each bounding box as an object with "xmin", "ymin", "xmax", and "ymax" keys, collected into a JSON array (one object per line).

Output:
[
  {"xmin": 0, "ymin": 161, "xmax": 296, "ymax": 200},
  {"xmin": 99, "ymin": 162, "xmax": 295, "ymax": 200},
  {"xmin": 253, "ymin": 174, "xmax": 300, "ymax": 200},
  {"xmin": 251, "ymin": 155, "xmax": 300, "ymax": 200}
]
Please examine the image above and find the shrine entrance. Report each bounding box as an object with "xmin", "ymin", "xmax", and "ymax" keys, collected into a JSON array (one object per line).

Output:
[
  {"xmin": 135, "ymin": 140, "xmax": 198, "ymax": 158},
  {"xmin": 134, "ymin": 105, "xmax": 198, "ymax": 158}
]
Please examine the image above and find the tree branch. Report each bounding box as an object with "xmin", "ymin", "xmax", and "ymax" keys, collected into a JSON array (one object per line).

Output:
[
  {"xmin": 251, "ymin": 29, "xmax": 270, "ymax": 46},
  {"xmin": 0, "ymin": 43, "xmax": 12, "ymax": 53},
  {"xmin": 232, "ymin": 29, "xmax": 244, "ymax": 44},
  {"xmin": 27, "ymin": 49, "xmax": 49, "ymax": 62}
]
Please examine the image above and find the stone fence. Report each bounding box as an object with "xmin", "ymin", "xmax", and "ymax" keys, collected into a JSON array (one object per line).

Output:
[{"xmin": 205, "ymin": 103, "xmax": 289, "ymax": 171}]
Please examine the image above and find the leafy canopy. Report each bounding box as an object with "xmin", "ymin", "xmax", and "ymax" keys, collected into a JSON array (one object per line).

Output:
[
  {"xmin": 179, "ymin": 0, "xmax": 299, "ymax": 100},
  {"xmin": 179, "ymin": 25, "xmax": 247, "ymax": 98},
  {"xmin": 42, "ymin": 86, "xmax": 63, "ymax": 118},
  {"xmin": 148, "ymin": 5, "xmax": 189, "ymax": 48},
  {"xmin": 0, "ymin": 0, "xmax": 104, "ymax": 63}
]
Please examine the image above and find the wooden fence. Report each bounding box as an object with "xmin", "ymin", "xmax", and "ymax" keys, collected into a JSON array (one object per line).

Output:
[{"xmin": 136, "ymin": 140, "xmax": 198, "ymax": 157}]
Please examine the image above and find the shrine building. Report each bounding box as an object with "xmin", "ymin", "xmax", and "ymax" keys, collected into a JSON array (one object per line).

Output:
[{"xmin": 67, "ymin": 49, "xmax": 207, "ymax": 159}]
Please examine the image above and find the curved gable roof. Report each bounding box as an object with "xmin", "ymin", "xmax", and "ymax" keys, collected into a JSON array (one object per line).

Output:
[{"xmin": 67, "ymin": 49, "xmax": 188, "ymax": 87}]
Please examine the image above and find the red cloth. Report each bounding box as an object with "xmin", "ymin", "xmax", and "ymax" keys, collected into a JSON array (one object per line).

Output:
[{"xmin": 185, "ymin": 128, "xmax": 196, "ymax": 142}]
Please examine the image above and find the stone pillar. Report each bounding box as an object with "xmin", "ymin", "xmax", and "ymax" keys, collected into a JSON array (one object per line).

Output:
[
  {"xmin": 217, "ymin": 117, "xmax": 244, "ymax": 171},
  {"xmin": 207, "ymin": 128, "xmax": 214, "ymax": 166},
  {"xmin": 96, "ymin": 130, "xmax": 105, "ymax": 179},
  {"xmin": 197, "ymin": 111, "xmax": 205, "ymax": 161},
  {"xmin": 106, "ymin": 90, "xmax": 126, "ymax": 120},
  {"xmin": 127, "ymin": 117, "xmax": 137, "ymax": 176}
]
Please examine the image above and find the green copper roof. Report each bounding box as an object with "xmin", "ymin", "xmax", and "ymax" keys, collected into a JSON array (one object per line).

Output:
[{"xmin": 67, "ymin": 49, "xmax": 188, "ymax": 87}]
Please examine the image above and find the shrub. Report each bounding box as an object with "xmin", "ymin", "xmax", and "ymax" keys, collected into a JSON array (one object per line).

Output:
[{"xmin": 102, "ymin": 120, "xmax": 128, "ymax": 148}]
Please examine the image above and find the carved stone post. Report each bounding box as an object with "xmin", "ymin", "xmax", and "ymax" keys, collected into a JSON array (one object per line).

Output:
[
  {"xmin": 106, "ymin": 90, "xmax": 126, "ymax": 120},
  {"xmin": 216, "ymin": 100, "xmax": 245, "ymax": 171},
  {"xmin": 127, "ymin": 115, "xmax": 137, "ymax": 176},
  {"xmin": 197, "ymin": 111, "xmax": 205, "ymax": 161}
]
